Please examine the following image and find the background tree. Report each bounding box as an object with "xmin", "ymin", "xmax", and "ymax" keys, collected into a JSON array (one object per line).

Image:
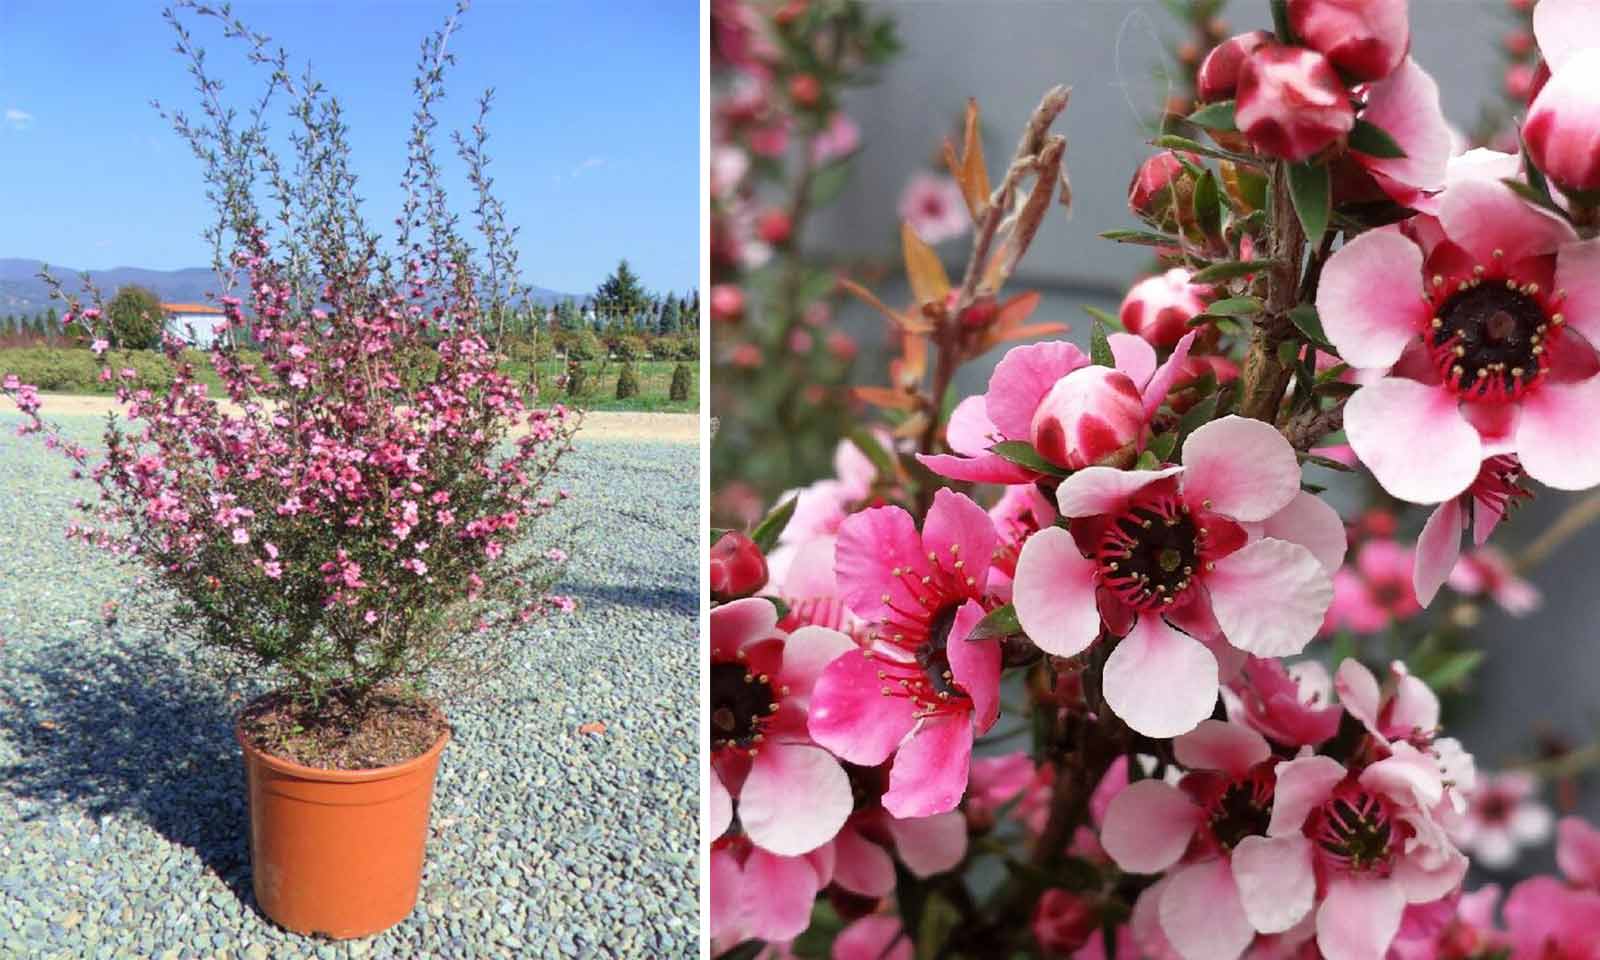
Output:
[
  {"xmin": 556, "ymin": 297, "xmax": 582, "ymax": 332},
  {"xmin": 105, "ymin": 285, "xmax": 165, "ymax": 350},
  {"xmin": 593, "ymin": 259, "xmax": 648, "ymax": 328},
  {"xmin": 658, "ymin": 293, "xmax": 681, "ymax": 336}
]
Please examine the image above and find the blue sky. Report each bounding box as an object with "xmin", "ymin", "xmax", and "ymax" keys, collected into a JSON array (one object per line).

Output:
[{"xmin": 0, "ymin": 1, "xmax": 699, "ymax": 297}]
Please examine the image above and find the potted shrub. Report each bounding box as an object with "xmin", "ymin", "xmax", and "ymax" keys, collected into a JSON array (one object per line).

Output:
[{"xmin": 3, "ymin": 5, "xmax": 579, "ymax": 940}]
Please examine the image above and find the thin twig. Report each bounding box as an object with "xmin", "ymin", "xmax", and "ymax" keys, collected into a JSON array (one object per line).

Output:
[{"xmin": 1515, "ymin": 490, "xmax": 1600, "ymax": 573}]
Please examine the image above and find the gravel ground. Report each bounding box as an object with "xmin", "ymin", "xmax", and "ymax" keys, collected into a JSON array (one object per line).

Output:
[{"xmin": 0, "ymin": 413, "xmax": 700, "ymax": 959}]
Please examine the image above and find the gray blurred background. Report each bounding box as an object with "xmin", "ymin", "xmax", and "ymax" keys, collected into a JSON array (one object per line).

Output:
[{"xmin": 809, "ymin": 0, "xmax": 1599, "ymax": 866}]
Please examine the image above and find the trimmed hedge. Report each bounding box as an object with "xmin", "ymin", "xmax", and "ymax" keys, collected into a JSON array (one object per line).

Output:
[
  {"xmin": 616, "ymin": 364, "xmax": 641, "ymax": 400},
  {"xmin": 669, "ymin": 363, "xmax": 692, "ymax": 402}
]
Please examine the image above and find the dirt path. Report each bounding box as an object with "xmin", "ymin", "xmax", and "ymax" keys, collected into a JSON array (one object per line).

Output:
[{"xmin": 0, "ymin": 392, "xmax": 700, "ymax": 444}]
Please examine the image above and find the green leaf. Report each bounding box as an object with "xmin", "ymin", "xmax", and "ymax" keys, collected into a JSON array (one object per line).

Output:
[
  {"xmin": 915, "ymin": 893, "xmax": 963, "ymax": 960},
  {"xmin": 789, "ymin": 901, "xmax": 845, "ymax": 958},
  {"xmin": 1153, "ymin": 134, "xmax": 1257, "ymax": 165},
  {"xmin": 762, "ymin": 595, "xmax": 792, "ymax": 621},
  {"xmin": 1347, "ymin": 119, "xmax": 1407, "ymax": 159},
  {"xmin": 1147, "ymin": 431, "xmax": 1178, "ymax": 462},
  {"xmin": 1420, "ymin": 649, "xmax": 1485, "ymax": 692},
  {"xmin": 809, "ymin": 158, "xmax": 855, "ymax": 206},
  {"xmin": 967, "ymin": 602, "xmax": 1022, "ymax": 642},
  {"xmin": 1186, "ymin": 100, "xmax": 1237, "ymax": 132},
  {"xmin": 1298, "ymin": 451, "xmax": 1354, "ymax": 472},
  {"xmin": 1502, "ymin": 177, "xmax": 1569, "ymax": 220},
  {"xmin": 1287, "ymin": 161, "xmax": 1332, "ymax": 244},
  {"xmin": 1082, "ymin": 304, "xmax": 1125, "ymax": 330},
  {"xmin": 849, "ymin": 428, "xmax": 897, "ymax": 482},
  {"xmin": 1194, "ymin": 169, "xmax": 1223, "ymax": 238},
  {"xmin": 1277, "ymin": 340, "xmax": 1301, "ymax": 367},
  {"xmin": 1100, "ymin": 228, "xmax": 1181, "ymax": 248},
  {"xmin": 1190, "ymin": 259, "xmax": 1275, "ymax": 284},
  {"xmin": 1090, "ymin": 316, "xmax": 1115, "ymax": 366},
  {"xmin": 1174, "ymin": 391, "xmax": 1219, "ymax": 450},
  {"xmin": 1134, "ymin": 450, "xmax": 1162, "ymax": 470},
  {"xmin": 1203, "ymin": 296, "xmax": 1264, "ymax": 317},
  {"xmin": 989, "ymin": 440, "xmax": 1069, "ymax": 477},
  {"xmin": 750, "ymin": 496, "xmax": 798, "ymax": 553},
  {"xmin": 1288, "ymin": 303, "xmax": 1334, "ymax": 350}
]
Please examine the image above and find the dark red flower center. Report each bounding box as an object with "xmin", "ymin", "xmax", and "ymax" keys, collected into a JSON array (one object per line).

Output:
[
  {"xmin": 1425, "ymin": 276, "xmax": 1565, "ymax": 403},
  {"xmin": 1205, "ymin": 768, "xmax": 1275, "ymax": 851},
  {"xmin": 1310, "ymin": 787, "xmax": 1399, "ymax": 874},
  {"xmin": 1095, "ymin": 495, "xmax": 1203, "ymax": 610},
  {"xmin": 710, "ymin": 660, "xmax": 778, "ymax": 753}
]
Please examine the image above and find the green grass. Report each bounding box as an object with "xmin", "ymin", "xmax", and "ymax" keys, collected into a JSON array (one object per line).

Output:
[{"xmin": 0, "ymin": 348, "xmax": 699, "ymax": 414}]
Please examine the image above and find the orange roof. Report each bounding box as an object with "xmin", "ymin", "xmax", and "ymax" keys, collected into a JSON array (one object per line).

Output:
[{"xmin": 162, "ymin": 302, "xmax": 223, "ymax": 314}]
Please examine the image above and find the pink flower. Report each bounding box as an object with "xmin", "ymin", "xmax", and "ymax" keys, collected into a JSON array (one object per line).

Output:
[
  {"xmin": 709, "ymin": 598, "xmax": 855, "ymax": 856},
  {"xmin": 1524, "ymin": 0, "xmax": 1600, "ymax": 192},
  {"xmin": 810, "ymin": 111, "xmax": 860, "ymax": 165},
  {"xmin": 763, "ymin": 535, "xmax": 859, "ymax": 635},
  {"xmin": 1318, "ymin": 179, "xmax": 1600, "ymax": 503},
  {"xmin": 231, "ymin": 528, "xmax": 250, "ymax": 545},
  {"xmin": 808, "ymin": 490, "xmax": 1002, "ymax": 817},
  {"xmin": 1032, "ymin": 888, "xmax": 1098, "ymax": 956},
  {"xmin": 1322, "ymin": 539, "xmax": 1421, "ymax": 635},
  {"xmin": 1347, "ymin": 59, "xmax": 1452, "ymax": 211},
  {"xmin": 1119, "ymin": 269, "xmax": 1210, "ymax": 348},
  {"xmin": 1446, "ymin": 545, "xmax": 1540, "ymax": 615},
  {"xmin": 1128, "ymin": 151, "xmax": 1187, "ymax": 222},
  {"xmin": 1456, "ymin": 771, "xmax": 1552, "ymax": 869},
  {"xmin": 1030, "ymin": 365, "xmax": 1149, "ymax": 470},
  {"xmin": 708, "ymin": 838, "xmax": 832, "ymax": 946},
  {"xmin": 262, "ymin": 561, "xmax": 282, "ymax": 579},
  {"xmin": 1196, "ymin": 30, "xmax": 1275, "ymax": 104},
  {"xmin": 897, "ymin": 172, "xmax": 968, "ymax": 246},
  {"xmin": 91, "ymin": 339, "xmax": 110, "ymax": 356},
  {"xmin": 1413, "ymin": 455, "xmax": 1531, "ymax": 606},
  {"xmin": 1012, "ymin": 416, "xmax": 1341, "ymax": 737},
  {"xmin": 1557, "ymin": 815, "xmax": 1600, "ymax": 889},
  {"xmin": 1235, "ymin": 44, "xmax": 1356, "ymax": 163},
  {"xmin": 1501, "ymin": 876, "xmax": 1600, "ymax": 958},
  {"xmin": 815, "ymin": 762, "xmax": 968, "ymax": 901},
  {"xmin": 1287, "ymin": 0, "xmax": 1410, "ymax": 83},
  {"xmin": 781, "ymin": 434, "xmax": 885, "ymax": 545},
  {"xmin": 917, "ymin": 333, "xmax": 1198, "ymax": 485},
  {"xmin": 1223, "ymin": 656, "xmax": 1343, "ymax": 748}
]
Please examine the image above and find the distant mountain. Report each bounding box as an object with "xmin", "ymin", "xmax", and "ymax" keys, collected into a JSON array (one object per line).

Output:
[{"xmin": 0, "ymin": 258, "xmax": 577, "ymax": 315}]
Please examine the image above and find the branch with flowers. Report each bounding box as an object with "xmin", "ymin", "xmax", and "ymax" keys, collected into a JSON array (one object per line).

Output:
[{"xmin": 709, "ymin": 0, "xmax": 1600, "ymax": 956}]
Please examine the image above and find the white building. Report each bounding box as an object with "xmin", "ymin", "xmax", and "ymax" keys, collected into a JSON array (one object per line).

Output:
[{"xmin": 162, "ymin": 302, "xmax": 226, "ymax": 349}]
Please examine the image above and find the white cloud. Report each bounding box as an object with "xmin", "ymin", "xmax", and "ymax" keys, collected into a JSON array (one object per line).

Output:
[
  {"xmin": 571, "ymin": 155, "xmax": 608, "ymax": 176},
  {"xmin": 4, "ymin": 107, "xmax": 32, "ymax": 129}
]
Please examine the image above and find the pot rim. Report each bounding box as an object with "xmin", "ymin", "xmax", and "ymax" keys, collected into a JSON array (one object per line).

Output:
[{"xmin": 234, "ymin": 694, "xmax": 451, "ymax": 784}]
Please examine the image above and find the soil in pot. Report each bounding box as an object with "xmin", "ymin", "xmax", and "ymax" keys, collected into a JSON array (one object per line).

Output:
[{"xmin": 237, "ymin": 685, "xmax": 449, "ymax": 770}]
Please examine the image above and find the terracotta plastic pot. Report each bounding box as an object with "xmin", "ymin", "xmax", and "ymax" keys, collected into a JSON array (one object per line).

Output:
[{"xmin": 236, "ymin": 713, "xmax": 450, "ymax": 939}]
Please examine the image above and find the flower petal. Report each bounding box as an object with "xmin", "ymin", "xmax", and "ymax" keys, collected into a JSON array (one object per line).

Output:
[
  {"xmin": 711, "ymin": 596, "xmax": 779, "ymax": 661},
  {"xmin": 1413, "ymin": 497, "xmax": 1464, "ymax": 608},
  {"xmin": 947, "ymin": 600, "xmax": 1002, "ymax": 732},
  {"xmin": 1559, "ymin": 815, "xmax": 1600, "ymax": 888},
  {"xmin": 834, "ymin": 915, "xmax": 913, "ymax": 960},
  {"xmin": 710, "ymin": 768, "xmax": 733, "ymax": 840},
  {"xmin": 1174, "ymin": 718, "xmax": 1271, "ymax": 778},
  {"xmin": 1533, "ymin": 0, "xmax": 1600, "ymax": 73},
  {"xmin": 808, "ymin": 648, "xmax": 918, "ymax": 765},
  {"xmin": 831, "ymin": 825, "xmax": 896, "ymax": 896},
  {"xmin": 1159, "ymin": 859, "xmax": 1256, "ymax": 960},
  {"xmin": 884, "ymin": 811, "xmax": 968, "ymax": 877},
  {"xmin": 740, "ymin": 742, "xmax": 854, "ymax": 856},
  {"xmin": 1100, "ymin": 778, "xmax": 1204, "ymax": 873},
  {"xmin": 1109, "ymin": 331, "xmax": 1158, "ymax": 389},
  {"xmin": 1554, "ymin": 239, "xmax": 1600, "ymax": 347},
  {"xmin": 739, "ymin": 848, "xmax": 822, "ymax": 942},
  {"xmin": 1517, "ymin": 375, "xmax": 1600, "ymax": 490},
  {"xmin": 1345, "ymin": 378, "xmax": 1482, "ymax": 503},
  {"xmin": 1315, "ymin": 876, "xmax": 1406, "ymax": 960},
  {"xmin": 1180, "ymin": 416, "xmax": 1301, "ymax": 522},
  {"xmin": 1438, "ymin": 177, "xmax": 1578, "ymax": 265},
  {"xmin": 835, "ymin": 505, "xmax": 931, "ymax": 622},
  {"xmin": 923, "ymin": 489, "xmax": 999, "ymax": 596},
  {"xmin": 1316, "ymin": 228, "xmax": 1428, "ymax": 370},
  {"xmin": 1013, "ymin": 526, "xmax": 1103, "ymax": 658},
  {"xmin": 1268, "ymin": 755, "xmax": 1347, "ymax": 836},
  {"xmin": 883, "ymin": 716, "xmax": 975, "ymax": 818},
  {"xmin": 1356, "ymin": 59, "xmax": 1451, "ymax": 204},
  {"xmin": 1208, "ymin": 538, "xmax": 1332, "ymax": 658},
  {"xmin": 1231, "ymin": 834, "xmax": 1316, "ymax": 935},
  {"xmin": 1055, "ymin": 465, "xmax": 1184, "ymax": 517},
  {"xmin": 778, "ymin": 625, "xmax": 858, "ymax": 700},
  {"xmin": 1258, "ymin": 490, "xmax": 1348, "ymax": 575},
  {"xmin": 986, "ymin": 341, "xmax": 1090, "ymax": 440},
  {"xmin": 1102, "ymin": 614, "xmax": 1219, "ymax": 738},
  {"xmin": 1142, "ymin": 329, "xmax": 1198, "ymax": 419}
]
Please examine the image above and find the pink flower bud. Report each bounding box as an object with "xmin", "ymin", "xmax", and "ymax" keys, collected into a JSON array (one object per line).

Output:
[
  {"xmin": 1287, "ymin": 0, "xmax": 1410, "ymax": 83},
  {"xmin": 1118, "ymin": 268, "xmax": 1209, "ymax": 348},
  {"xmin": 1235, "ymin": 45, "xmax": 1355, "ymax": 162},
  {"xmin": 1195, "ymin": 30, "xmax": 1273, "ymax": 103},
  {"xmin": 1030, "ymin": 366, "xmax": 1147, "ymax": 470},
  {"xmin": 710, "ymin": 284, "xmax": 745, "ymax": 323},
  {"xmin": 1524, "ymin": 53, "xmax": 1600, "ymax": 193},
  {"xmin": 1031, "ymin": 888, "xmax": 1097, "ymax": 957},
  {"xmin": 710, "ymin": 531, "xmax": 768, "ymax": 601},
  {"xmin": 1127, "ymin": 151, "xmax": 1185, "ymax": 221}
]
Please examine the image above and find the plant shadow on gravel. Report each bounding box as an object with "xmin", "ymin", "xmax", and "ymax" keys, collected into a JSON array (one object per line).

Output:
[{"xmin": 0, "ymin": 635, "xmax": 264, "ymax": 919}]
